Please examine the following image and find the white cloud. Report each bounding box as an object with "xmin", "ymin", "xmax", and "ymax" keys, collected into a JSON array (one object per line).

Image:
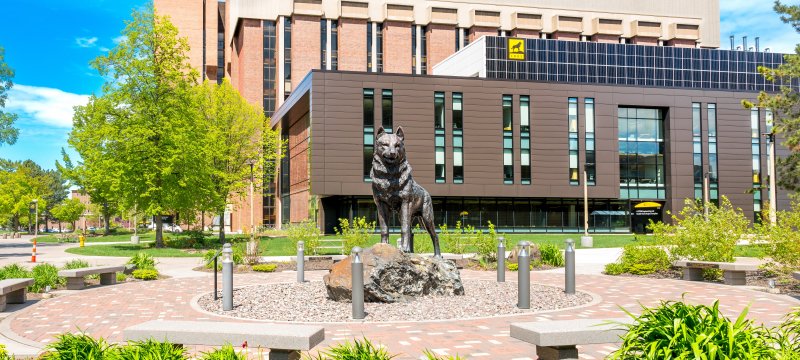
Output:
[
  {"xmin": 112, "ymin": 36, "xmax": 127, "ymax": 45},
  {"xmin": 76, "ymin": 36, "xmax": 98, "ymax": 48},
  {"xmin": 5, "ymin": 84, "xmax": 90, "ymax": 128}
]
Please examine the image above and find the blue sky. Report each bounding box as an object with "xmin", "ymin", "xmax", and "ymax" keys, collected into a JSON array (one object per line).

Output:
[{"xmin": 1, "ymin": 0, "xmax": 799, "ymax": 170}]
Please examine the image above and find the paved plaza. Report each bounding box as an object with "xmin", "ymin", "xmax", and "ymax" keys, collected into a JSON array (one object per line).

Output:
[{"xmin": 1, "ymin": 235, "xmax": 798, "ymax": 359}]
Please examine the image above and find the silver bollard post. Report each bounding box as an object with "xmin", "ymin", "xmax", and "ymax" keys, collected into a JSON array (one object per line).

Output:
[
  {"xmin": 497, "ymin": 236, "xmax": 506, "ymax": 282},
  {"xmin": 222, "ymin": 243, "xmax": 233, "ymax": 311},
  {"xmin": 297, "ymin": 241, "xmax": 305, "ymax": 283},
  {"xmin": 351, "ymin": 247, "xmax": 365, "ymax": 319},
  {"xmin": 565, "ymin": 238, "xmax": 576, "ymax": 295},
  {"xmin": 517, "ymin": 241, "xmax": 531, "ymax": 309}
]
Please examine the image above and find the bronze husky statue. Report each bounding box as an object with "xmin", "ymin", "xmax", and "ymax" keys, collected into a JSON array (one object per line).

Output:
[{"xmin": 371, "ymin": 126, "xmax": 442, "ymax": 257}]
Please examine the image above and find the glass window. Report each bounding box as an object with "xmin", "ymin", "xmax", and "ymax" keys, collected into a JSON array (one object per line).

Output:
[
  {"xmin": 453, "ymin": 93, "xmax": 463, "ymax": 129},
  {"xmin": 585, "ymin": 98, "xmax": 595, "ymax": 185},
  {"xmin": 568, "ymin": 98, "xmax": 579, "ymax": 185},
  {"xmin": 453, "ymin": 93, "xmax": 463, "ymax": 184},
  {"xmin": 382, "ymin": 90, "xmax": 393, "ymax": 132},
  {"xmin": 503, "ymin": 95, "xmax": 513, "ymax": 184},
  {"xmin": 502, "ymin": 95, "xmax": 512, "ymax": 130},
  {"xmin": 435, "ymin": 92, "xmax": 446, "ymax": 183},
  {"xmin": 435, "ymin": 92, "xmax": 445, "ymax": 129},
  {"xmin": 263, "ymin": 21, "xmax": 277, "ymax": 117},
  {"xmin": 521, "ymin": 96, "xmax": 531, "ymax": 184},
  {"xmin": 363, "ymin": 89, "xmax": 375, "ymax": 181},
  {"xmin": 618, "ymin": 107, "xmax": 665, "ymax": 199}
]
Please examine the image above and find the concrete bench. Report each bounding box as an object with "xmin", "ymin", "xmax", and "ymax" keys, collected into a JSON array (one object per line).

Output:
[
  {"xmin": 673, "ymin": 260, "xmax": 758, "ymax": 285},
  {"xmin": 793, "ymin": 272, "xmax": 800, "ymax": 281},
  {"xmin": 0, "ymin": 278, "xmax": 34, "ymax": 311},
  {"xmin": 511, "ymin": 318, "xmax": 631, "ymax": 360},
  {"xmin": 58, "ymin": 265, "xmax": 125, "ymax": 290},
  {"xmin": 124, "ymin": 320, "xmax": 324, "ymax": 360}
]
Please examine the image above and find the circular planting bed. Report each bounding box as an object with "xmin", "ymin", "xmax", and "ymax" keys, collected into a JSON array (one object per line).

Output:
[{"xmin": 196, "ymin": 280, "xmax": 594, "ymax": 322}]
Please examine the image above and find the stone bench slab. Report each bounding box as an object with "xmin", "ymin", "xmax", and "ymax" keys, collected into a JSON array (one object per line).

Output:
[
  {"xmin": 58, "ymin": 265, "xmax": 125, "ymax": 278},
  {"xmin": 672, "ymin": 260, "xmax": 758, "ymax": 271},
  {"xmin": 511, "ymin": 318, "xmax": 631, "ymax": 347},
  {"xmin": 793, "ymin": 272, "xmax": 800, "ymax": 281},
  {"xmin": 124, "ymin": 320, "xmax": 325, "ymax": 351},
  {"xmin": 0, "ymin": 278, "xmax": 34, "ymax": 312}
]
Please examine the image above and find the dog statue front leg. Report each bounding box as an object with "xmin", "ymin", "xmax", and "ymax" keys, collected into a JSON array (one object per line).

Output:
[
  {"xmin": 400, "ymin": 202, "xmax": 412, "ymax": 252},
  {"xmin": 376, "ymin": 202, "xmax": 391, "ymax": 244}
]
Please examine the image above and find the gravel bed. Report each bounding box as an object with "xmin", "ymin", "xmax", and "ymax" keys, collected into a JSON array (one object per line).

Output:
[{"xmin": 197, "ymin": 280, "xmax": 593, "ymax": 322}]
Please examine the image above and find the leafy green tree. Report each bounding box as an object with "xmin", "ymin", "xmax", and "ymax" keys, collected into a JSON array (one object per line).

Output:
[
  {"xmin": 58, "ymin": 148, "xmax": 118, "ymax": 234},
  {"xmin": 195, "ymin": 79, "xmax": 282, "ymax": 244},
  {"xmin": 51, "ymin": 198, "xmax": 86, "ymax": 232},
  {"xmin": 66, "ymin": 6, "xmax": 204, "ymax": 247},
  {"xmin": 744, "ymin": 2, "xmax": 800, "ymax": 193},
  {"xmin": 0, "ymin": 46, "xmax": 18, "ymax": 146},
  {"xmin": 0, "ymin": 160, "xmax": 48, "ymax": 231}
]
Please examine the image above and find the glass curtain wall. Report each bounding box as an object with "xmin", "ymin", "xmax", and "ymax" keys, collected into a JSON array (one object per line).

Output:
[{"xmin": 619, "ymin": 107, "xmax": 666, "ymax": 199}]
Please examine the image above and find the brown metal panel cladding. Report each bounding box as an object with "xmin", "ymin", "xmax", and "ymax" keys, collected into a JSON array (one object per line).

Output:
[{"xmin": 297, "ymin": 70, "xmax": 788, "ymax": 220}]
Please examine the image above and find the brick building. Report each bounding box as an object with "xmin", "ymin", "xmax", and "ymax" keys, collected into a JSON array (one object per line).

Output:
[{"xmin": 156, "ymin": 0, "xmax": 792, "ymax": 233}]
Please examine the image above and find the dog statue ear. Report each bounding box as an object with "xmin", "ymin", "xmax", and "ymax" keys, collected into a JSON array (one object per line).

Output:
[
  {"xmin": 395, "ymin": 126, "xmax": 405, "ymax": 140},
  {"xmin": 377, "ymin": 126, "xmax": 386, "ymax": 138}
]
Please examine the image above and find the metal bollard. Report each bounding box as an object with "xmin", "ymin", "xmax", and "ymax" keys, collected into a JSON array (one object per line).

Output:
[
  {"xmin": 565, "ymin": 238, "xmax": 576, "ymax": 295},
  {"xmin": 497, "ymin": 236, "xmax": 506, "ymax": 282},
  {"xmin": 517, "ymin": 241, "xmax": 531, "ymax": 309},
  {"xmin": 222, "ymin": 243, "xmax": 233, "ymax": 311},
  {"xmin": 297, "ymin": 241, "xmax": 305, "ymax": 283},
  {"xmin": 351, "ymin": 247, "xmax": 365, "ymax": 319}
]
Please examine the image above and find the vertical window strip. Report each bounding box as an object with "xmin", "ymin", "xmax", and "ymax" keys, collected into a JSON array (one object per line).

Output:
[
  {"xmin": 376, "ymin": 23, "xmax": 383, "ymax": 72},
  {"xmin": 283, "ymin": 17, "xmax": 291, "ymax": 92},
  {"xmin": 421, "ymin": 26, "xmax": 428, "ymax": 74},
  {"xmin": 503, "ymin": 95, "xmax": 514, "ymax": 184},
  {"xmin": 320, "ymin": 19, "xmax": 327, "ymax": 69},
  {"xmin": 707, "ymin": 104, "xmax": 718, "ymax": 204},
  {"xmin": 435, "ymin": 92, "xmax": 446, "ymax": 183},
  {"xmin": 453, "ymin": 93, "xmax": 464, "ymax": 183},
  {"xmin": 217, "ymin": 11, "xmax": 225, "ymax": 83},
  {"xmin": 766, "ymin": 109, "xmax": 774, "ymax": 197},
  {"xmin": 263, "ymin": 21, "xmax": 277, "ymax": 118},
  {"xmin": 520, "ymin": 96, "xmax": 531, "ymax": 184},
  {"xmin": 382, "ymin": 90, "xmax": 393, "ymax": 132},
  {"xmin": 568, "ymin": 97, "xmax": 579, "ymax": 185},
  {"xmin": 363, "ymin": 89, "xmax": 375, "ymax": 182},
  {"xmin": 411, "ymin": 26, "xmax": 417, "ymax": 74},
  {"xmin": 367, "ymin": 22, "xmax": 373, "ymax": 72},
  {"xmin": 692, "ymin": 103, "xmax": 703, "ymax": 200},
  {"xmin": 751, "ymin": 107, "xmax": 762, "ymax": 220},
  {"xmin": 585, "ymin": 98, "xmax": 596, "ymax": 186},
  {"xmin": 330, "ymin": 20, "xmax": 338, "ymax": 70}
]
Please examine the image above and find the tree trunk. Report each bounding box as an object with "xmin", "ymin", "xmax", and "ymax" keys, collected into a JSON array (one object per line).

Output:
[
  {"xmin": 102, "ymin": 203, "xmax": 111, "ymax": 234},
  {"xmin": 44, "ymin": 215, "xmax": 50, "ymax": 232},
  {"xmin": 218, "ymin": 209, "xmax": 226, "ymax": 245},
  {"xmin": 58, "ymin": 221, "xmax": 62, "ymax": 233},
  {"xmin": 155, "ymin": 215, "xmax": 164, "ymax": 248},
  {"xmin": 201, "ymin": 211, "xmax": 205, "ymax": 232}
]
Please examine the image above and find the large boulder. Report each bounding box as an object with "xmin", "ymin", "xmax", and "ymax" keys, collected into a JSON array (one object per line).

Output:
[{"xmin": 324, "ymin": 243, "xmax": 464, "ymax": 303}]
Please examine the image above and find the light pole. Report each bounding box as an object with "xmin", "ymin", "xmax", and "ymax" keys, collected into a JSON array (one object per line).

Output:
[
  {"xmin": 30, "ymin": 200, "xmax": 38, "ymax": 263},
  {"xmin": 245, "ymin": 159, "xmax": 256, "ymax": 241},
  {"xmin": 702, "ymin": 171, "xmax": 710, "ymax": 220},
  {"xmin": 582, "ymin": 163, "xmax": 594, "ymax": 248},
  {"xmin": 763, "ymin": 132, "xmax": 777, "ymax": 225}
]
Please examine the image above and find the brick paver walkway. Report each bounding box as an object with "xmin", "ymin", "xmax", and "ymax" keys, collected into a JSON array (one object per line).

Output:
[{"xmin": 7, "ymin": 270, "xmax": 799, "ymax": 359}]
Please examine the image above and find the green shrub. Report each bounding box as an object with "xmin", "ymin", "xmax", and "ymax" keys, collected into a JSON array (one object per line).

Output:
[
  {"xmin": 63, "ymin": 259, "xmax": 90, "ymax": 270},
  {"xmin": 506, "ymin": 263, "xmax": 533, "ymax": 271},
  {"xmin": 132, "ymin": 269, "xmax": 159, "ymax": 280},
  {"xmin": 336, "ymin": 217, "xmax": 375, "ymax": 254},
  {"xmin": 412, "ymin": 224, "xmax": 434, "ymax": 253},
  {"xmin": 757, "ymin": 201, "xmax": 800, "ymax": 273},
  {"xmin": 609, "ymin": 299, "xmax": 777, "ymax": 360},
  {"xmin": 0, "ymin": 344, "xmax": 13, "ymax": 360},
  {"xmin": 287, "ymin": 220, "xmax": 322, "ymax": 255},
  {"xmin": 307, "ymin": 338, "xmax": 396, "ymax": 360},
  {"xmin": 30, "ymin": 263, "xmax": 63, "ymax": 293},
  {"xmin": 252, "ymin": 264, "xmax": 277, "ymax": 272},
  {"xmin": 116, "ymin": 272, "xmax": 127, "ymax": 282},
  {"xmin": 198, "ymin": 344, "xmax": 246, "ymax": 360},
  {"xmin": 604, "ymin": 262, "xmax": 625, "ymax": 275},
  {"xmin": 775, "ymin": 307, "xmax": 800, "ymax": 357},
  {"xmin": 474, "ymin": 221, "xmax": 498, "ymax": 261},
  {"xmin": 651, "ymin": 196, "xmax": 749, "ymax": 264},
  {"xmin": 539, "ymin": 244, "xmax": 565, "ymax": 267},
  {"xmin": 127, "ymin": 252, "xmax": 156, "ymax": 270},
  {"xmin": 0, "ymin": 263, "xmax": 30, "ymax": 280},
  {"xmin": 41, "ymin": 333, "xmax": 111, "ymax": 360},
  {"xmin": 112, "ymin": 339, "xmax": 185, "ymax": 360}
]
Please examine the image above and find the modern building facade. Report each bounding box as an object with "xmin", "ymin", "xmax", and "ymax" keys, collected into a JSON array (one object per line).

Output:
[{"xmin": 157, "ymin": 0, "xmax": 791, "ymax": 233}]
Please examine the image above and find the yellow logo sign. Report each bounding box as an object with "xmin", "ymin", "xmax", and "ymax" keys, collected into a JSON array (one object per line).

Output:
[
  {"xmin": 508, "ymin": 38, "xmax": 525, "ymax": 60},
  {"xmin": 634, "ymin": 202, "xmax": 662, "ymax": 209}
]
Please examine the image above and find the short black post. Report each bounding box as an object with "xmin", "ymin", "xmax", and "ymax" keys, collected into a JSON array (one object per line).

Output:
[
  {"xmin": 297, "ymin": 241, "xmax": 305, "ymax": 283},
  {"xmin": 517, "ymin": 241, "xmax": 531, "ymax": 309},
  {"xmin": 351, "ymin": 246, "xmax": 365, "ymax": 319},
  {"xmin": 213, "ymin": 255, "xmax": 218, "ymax": 300},
  {"xmin": 565, "ymin": 238, "xmax": 576, "ymax": 295}
]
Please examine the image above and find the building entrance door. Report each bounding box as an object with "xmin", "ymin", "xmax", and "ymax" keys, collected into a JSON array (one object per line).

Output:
[{"xmin": 630, "ymin": 201, "xmax": 664, "ymax": 233}]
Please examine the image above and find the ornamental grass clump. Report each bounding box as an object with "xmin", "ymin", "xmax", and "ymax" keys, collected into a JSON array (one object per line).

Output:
[
  {"xmin": 609, "ymin": 299, "xmax": 777, "ymax": 360},
  {"xmin": 198, "ymin": 344, "xmax": 247, "ymax": 360},
  {"xmin": 307, "ymin": 338, "xmax": 397, "ymax": 360},
  {"xmin": 30, "ymin": 263, "xmax": 63, "ymax": 293},
  {"xmin": 0, "ymin": 263, "xmax": 30, "ymax": 280},
  {"xmin": 112, "ymin": 339, "xmax": 186, "ymax": 360},
  {"xmin": 127, "ymin": 252, "xmax": 156, "ymax": 270},
  {"xmin": 604, "ymin": 242, "xmax": 670, "ymax": 275},
  {"xmin": 41, "ymin": 332, "xmax": 112, "ymax": 360},
  {"xmin": 538, "ymin": 243, "xmax": 565, "ymax": 267}
]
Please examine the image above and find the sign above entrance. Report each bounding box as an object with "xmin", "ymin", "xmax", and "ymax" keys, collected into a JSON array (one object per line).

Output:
[
  {"xmin": 634, "ymin": 201, "xmax": 662, "ymax": 209},
  {"xmin": 508, "ymin": 38, "xmax": 525, "ymax": 60}
]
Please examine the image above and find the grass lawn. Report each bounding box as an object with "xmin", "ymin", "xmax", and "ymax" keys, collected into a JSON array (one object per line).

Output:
[
  {"xmin": 65, "ymin": 243, "xmax": 202, "ymax": 257},
  {"xmin": 734, "ymin": 244, "xmax": 766, "ymax": 258},
  {"xmin": 35, "ymin": 233, "xmax": 156, "ymax": 244}
]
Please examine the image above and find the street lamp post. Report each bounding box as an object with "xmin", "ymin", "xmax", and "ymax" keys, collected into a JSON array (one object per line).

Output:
[
  {"xmin": 245, "ymin": 159, "xmax": 256, "ymax": 241},
  {"xmin": 703, "ymin": 172, "xmax": 710, "ymax": 221},
  {"xmin": 30, "ymin": 200, "xmax": 38, "ymax": 263},
  {"xmin": 582, "ymin": 163, "xmax": 594, "ymax": 248},
  {"xmin": 763, "ymin": 132, "xmax": 777, "ymax": 225}
]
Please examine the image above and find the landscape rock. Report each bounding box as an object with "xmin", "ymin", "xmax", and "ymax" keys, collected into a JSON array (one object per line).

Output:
[{"xmin": 324, "ymin": 243, "xmax": 464, "ymax": 303}]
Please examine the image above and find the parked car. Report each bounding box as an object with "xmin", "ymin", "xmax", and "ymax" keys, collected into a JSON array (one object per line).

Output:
[{"xmin": 146, "ymin": 223, "xmax": 183, "ymax": 233}]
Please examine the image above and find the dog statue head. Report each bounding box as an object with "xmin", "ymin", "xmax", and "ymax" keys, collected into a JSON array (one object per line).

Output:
[{"xmin": 375, "ymin": 126, "xmax": 406, "ymax": 165}]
